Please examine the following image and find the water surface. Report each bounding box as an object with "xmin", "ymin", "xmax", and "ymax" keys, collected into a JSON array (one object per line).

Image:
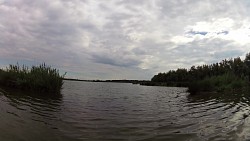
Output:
[{"xmin": 0, "ymin": 81, "xmax": 250, "ymax": 140}]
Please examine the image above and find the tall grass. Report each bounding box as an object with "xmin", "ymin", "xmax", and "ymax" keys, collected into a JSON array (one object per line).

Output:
[
  {"xmin": 188, "ymin": 72, "xmax": 248, "ymax": 95},
  {"xmin": 0, "ymin": 63, "xmax": 66, "ymax": 94}
]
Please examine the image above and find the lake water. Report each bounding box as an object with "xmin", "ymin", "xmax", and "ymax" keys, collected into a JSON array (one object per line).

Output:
[{"xmin": 1, "ymin": 80, "xmax": 250, "ymax": 140}]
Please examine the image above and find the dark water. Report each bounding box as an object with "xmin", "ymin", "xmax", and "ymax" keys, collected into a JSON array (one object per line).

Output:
[{"xmin": 1, "ymin": 81, "xmax": 250, "ymax": 140}]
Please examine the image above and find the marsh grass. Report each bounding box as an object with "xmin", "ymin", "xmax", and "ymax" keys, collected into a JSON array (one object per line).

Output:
[
  {"xmin": 188, "ymin": 73, "xmax": 248, "ymax": 95},
  {"xmin": 0, "ymin": 63, "xmax": 66, "ymax": 94}
]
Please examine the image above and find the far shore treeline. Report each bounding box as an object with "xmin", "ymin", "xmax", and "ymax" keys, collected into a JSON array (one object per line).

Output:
[
  {"xmin": 0, "ymin": 63, "xmax": 65, "ymax": 94},
  {"xmin": 147, "ymin": 53, "xmax": 250, "ymax": 94}
]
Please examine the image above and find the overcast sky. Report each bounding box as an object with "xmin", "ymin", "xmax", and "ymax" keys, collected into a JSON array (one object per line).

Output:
[{"xmin": 1, "ymin": 0, "xmax": 250, "ymax": 80}]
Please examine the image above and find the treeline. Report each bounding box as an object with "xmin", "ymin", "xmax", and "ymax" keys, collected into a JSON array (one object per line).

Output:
[{"xmin": 150, "ymin": 53, "xmax": 250, "ymax": 94}]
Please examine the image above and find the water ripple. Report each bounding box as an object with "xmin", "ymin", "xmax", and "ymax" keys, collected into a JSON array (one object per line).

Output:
[{"xmin": 1, "ymin": 81, "xmax": 250, "ymax": 140}]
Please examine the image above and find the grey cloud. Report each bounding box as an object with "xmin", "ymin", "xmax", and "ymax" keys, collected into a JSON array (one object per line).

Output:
[
  {"xmin": 213, "ymin": 50, "xmax": 244, "ymax": 60},
  {"xmin": 158, "ymin": 0, "xmax": 245, "ymax": 19},
  {"xmin": 187, "ymin": 30, "xmax": 208, "ymax": 36},
  {"xmin": 1, "ymin": 0, "xmax": 250, "ymax": 79},
  {"xmin": 166, "ymin": 38, "xmax": 245, "ymax": 67},
  {"xmin": 132, "ymin": 48, "xmax": 147, "ymax": 55},
  {"xmin": 217, "ymin": 31, "xmax": 229, "ymax": 35},
  {"xmin": 91, "ymin": 53, "xmax": 141, "ymax": 68},
  {"xmin": 185, "ymin": 29, "xmax": 229, "ymax": 36}
]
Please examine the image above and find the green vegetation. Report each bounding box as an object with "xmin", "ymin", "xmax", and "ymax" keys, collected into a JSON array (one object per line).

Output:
[
  {"xmin": 0, "ymin": 63, "xmax": 66, "ymax": 93},
  {"xmin": 188, "ymin": 73, "xmax": 248, "ymax": 94},
  {"xmin": 149, "ymin": 53, "xmax": 250, "ymax": 95}
]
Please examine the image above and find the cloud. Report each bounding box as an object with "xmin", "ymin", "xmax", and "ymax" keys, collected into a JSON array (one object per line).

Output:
[
  {"xmin": 1, "ymin": 0, "xmax": 250, "ymax": 79},
  {"xmin": 187, "ymin": 31, "xmax": 208, "ymax": 36},
  {"xmin": 91, "ymin": 51, "xmax": 141, "ymax": 68}
]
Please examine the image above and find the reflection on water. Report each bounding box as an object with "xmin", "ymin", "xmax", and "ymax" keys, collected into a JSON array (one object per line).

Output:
[
  {"xmin": 186, "ymin": 92, "xmax": 250, "ymax": 141},
  {"xmin": 0, "ymin": 87, "xmax": 66, "ymax": 141},
  {"xmin": 1, "ymin": 81, "xmax": 250, "ymax": 140}
]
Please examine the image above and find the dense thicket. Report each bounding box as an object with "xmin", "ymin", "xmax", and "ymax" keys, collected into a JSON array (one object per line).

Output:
[
  {"xmin": 151, "ymin": 53, "xmax": 250, "ymax": 94},
  {"xmin": 0, "ymin": 63, "xmax": 66, "ymax": 94}
]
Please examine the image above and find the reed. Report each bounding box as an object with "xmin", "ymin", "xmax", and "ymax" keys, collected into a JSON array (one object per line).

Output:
[
  {"xmin": 188, "ymin": 73, "xmax": 247, "ymax": 95},
  {"xmin": 0, "ymin": 63, "xmax": 66, "ymax": 94}
]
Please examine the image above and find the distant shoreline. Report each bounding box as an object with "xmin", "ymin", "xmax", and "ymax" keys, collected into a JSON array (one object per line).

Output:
[{"xmin": 63, "ymin": 78, "xmax": 150, "ymax": 84}]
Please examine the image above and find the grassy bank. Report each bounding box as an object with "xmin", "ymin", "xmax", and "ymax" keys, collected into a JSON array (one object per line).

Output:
[
  {"xmin": 188, "ymin": 73, "xmax": 248, "ymax": 95},
  {"xmin": 0, "ymin": 63, "xmax": 65, "ymax": 93},
  {"xmin": 149, "ymin": 53, "xmax": 250, "ymax": 95}
]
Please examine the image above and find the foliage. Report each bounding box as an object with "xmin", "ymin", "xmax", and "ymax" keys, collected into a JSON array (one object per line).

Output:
[
  {"xmin": 188, "ymin": 73, "xmax": 248, "ymax": 94},
  {"xmin": 0, "ymin": 63, "xmax": 66, "ymax": 94},
  {"xmin": 151, "ymin": 53, "xmax": 250, "ymax": 94}
]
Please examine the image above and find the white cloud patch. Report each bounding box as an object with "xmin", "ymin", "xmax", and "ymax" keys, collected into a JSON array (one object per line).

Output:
[{"xmin": 1, "ymin": 0, "xmax": 250, "ymax": 79}]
